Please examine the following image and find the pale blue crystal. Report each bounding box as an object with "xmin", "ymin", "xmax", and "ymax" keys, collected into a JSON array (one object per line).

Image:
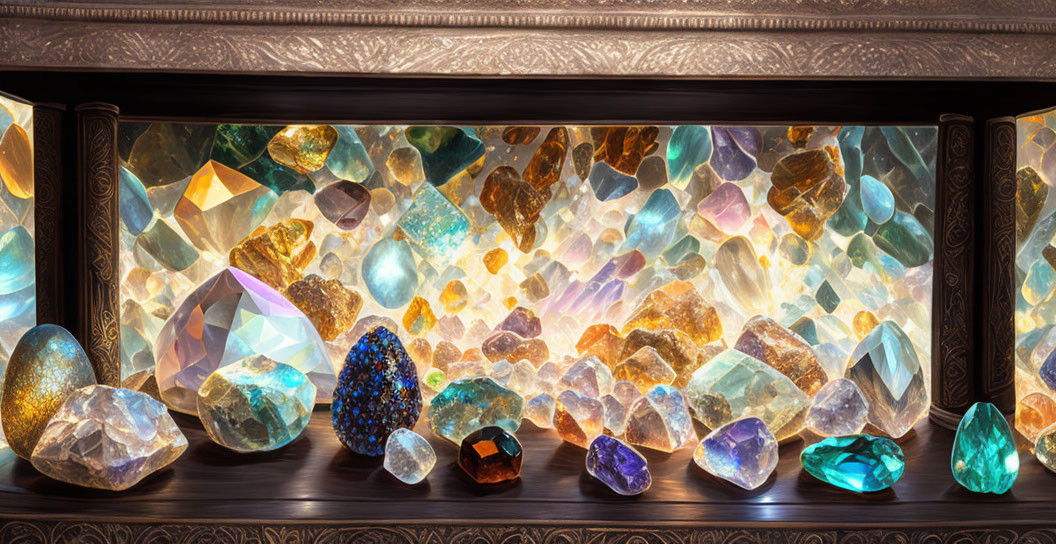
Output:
[
  {"xmin": 667, "ymin": 125, "xmax": 712, "ymax": 188},
  {"xmin": 0, "ymin": 225, "xmax": 34, "ymax": 295},
  {"xmin": 397, "ymin": 182, "xmax": 470, "ymax": 260},
  {"xmin": 693, "ymin": 417, "xmax": 778, "ymax": 490},
  {"xmin": 119, "ymin": 166, "xmax": 155, "ymax": 236},
  {"xmin": 384, "ymin": 428, "xmax": 436, "ymax": 484},
  {"xmin": 589, "ymin": 162, "xmax": 638, "ymax": 201},
  {"xmin": 0, "ymin": 108, "xmax": 12, "ymax": 136},
  {"xmin": 0, "ymin": 283, "xmax": 34, "ymax": 322},
  {"xmin": 326, "ymin": 125, "xmax": 374, "ymax": 183},
  {"xmin": 624, "ymin": 189, "xmax": 680, "ymax": 257},
  {"xmin": 1024, "ymin": 260, "xmax": 1056, "ymax": 305},
  {"xmin": 362, "ymin": 238, "xmax": 419, "ymax": 309},
  {"xmin": 860, "ymin": 175, "xmax": 894, "ymax": 224}
]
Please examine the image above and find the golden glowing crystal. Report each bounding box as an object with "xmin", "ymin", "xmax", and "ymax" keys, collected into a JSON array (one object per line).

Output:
[
  {"xmin": 853, "ymin": 310, "xmax": 880, "ymax": 340},
  {"xmin": 591, "ymin": 126, "xmax": 659, "ymax": 175},
  {"xmin": 440, "ymin": 280, "xmax": 468, "ymax": 313},
  {"xmin": 0, "ymin": 124, "xmax": 33, "ymax": 199},
  {"xmin": 1017, "ymin": 392, "xmax": 1056, "ymax": 443},
  {"xmin": 613, "ymin": 346, "xmax": 676, "ymax": 393},
  {"xmin": 229, "ymin": 219, "xmax": 316, "ymax": 291},
  {"xmin": 284, "ymin": 274, "xmax": 362, "ymax": 341},
  {"xmin": 267, "ymin": 125, "xmax": 339, "ymax": 174},
  {"xmin": 622, "ymin": 281, "xmax": 722, "ymax": 345},
  {"xmin": 620, "ymin": 328, "xmax": 720, "ymax": 388},
  {"xmin": 484, "ymin": 248, "xmax": 509, "ymax": 274},
  {"xmin": 734, "ymin": 316, "xmax": 827, "ymax": 396},
  {"xmin": 175, "ymin": 160, "xmax": 278, "ymax": 255},
  {"xmin": 768, "ymin": 149, "xmax": 847, "ymax": 241},
  {"xmin": 387, "ymin": 147, "xmax": 424, "ymax": 185},
  {"xmin": 403, "ymin": 297, "xmax": 438, "ymax": 335},
  {"xmin": 576, "ymin": 324, "xmax": 624, "ymax": 368}
]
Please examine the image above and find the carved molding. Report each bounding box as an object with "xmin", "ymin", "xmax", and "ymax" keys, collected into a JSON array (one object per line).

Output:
[
  {"xmin": 2, "ymin": 1, "xmax": 1056, "ymax": 78},
  {"xmin": 1, "ymin": 521, "xmax": 1055, "ymax": 544},
  {"xmin": 982, "ymin": 117, "xmax": 1016, "ymax": 414},
  {"xmin": 75, "ymin": 103, "xmax": 120, "ymax": 387},
  {"xmin": 32, "ymin": 104, "xmax": 64, "ymax": 329},
  {"xmin": 931, "ymin": 114, "xmax": 975, "ymax": 427}
]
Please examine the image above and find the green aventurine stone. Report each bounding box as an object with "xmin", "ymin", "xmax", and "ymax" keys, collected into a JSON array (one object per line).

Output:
[
  {"xmin": 239, "ymin": 153, "xmax": 315, "ymax": 195},
  {"xmin": 951, "ymin": 402, "xmax": 1018, "ymax": 494},
  {"xmin": 212, "ymin": 125, "xmax": 283, "ymax": 169},
  {"xmin": 801, "ymin": 434, "xmax": 905, "ymax": 492},
  {"xmin": 872, "ymin": 211, "xmax": 933, "ymax": 267}
]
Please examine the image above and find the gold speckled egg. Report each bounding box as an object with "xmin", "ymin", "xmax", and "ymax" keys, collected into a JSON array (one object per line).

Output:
[{"xmin": 2, "ymin": 324, "xmax": 96, "ymax": 459}]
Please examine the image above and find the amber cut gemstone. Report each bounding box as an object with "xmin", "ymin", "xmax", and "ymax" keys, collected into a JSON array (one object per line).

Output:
[
  {"xmin": 440, "ymin": 280, "xmax": 469, "ymax": 313},
  {"xmin": 403, "ymin": 296, "xmax": 438, "ymax": 336},
  {"xmin": 484, "ymin": 248, "xmax": 508, "ymax": 274},
  {"xmin": 576, "ymin": 324, "xmax": 624, "ymax": 368},
  {"xmin": 734, "ymin": 316, "xmax": 828, "ymax": 396},
  {"xmin": 481, "ymin": 166, "xmax": 548, "ymax": 253},
  {"xmin": 284, "ymin": 274, "xmax": 362, "ymax": 342},
  {"xmin": 501, "ymin": 126, "xmax": 540, "ymax": 146},
  {"xmin": 622, "ymin": 281, "xmax": 722, "ymax": 345},
  {"xmin": 175, "ymin": 160, "xmax": 277, "ymax": 255},
  {"xmin": 267, "ymin": 125, "xmax": 338, "ymax": 174},
  {"xmin": 768, "ymin": 149, "xmax": 847, "ymax": 241},
  {"xmin": 229, "ymin": 219, "xmax": 316, "ymax": 291},
  {"xmin": 853, "ymin": 311, "xmax": 880, "ymax": 340},
  {"xmin": 523, "ymin": 127, "xmax": 569, "ymax": 191},
  {"xmin": 591, "ymin": 126, "xmax": 659, "ymax": 175},
  {"xmin": 1016, "ymin": 392, "xmax": 1056, "ymax": 443},
  {"xmin": 0, "ymin": 124, "xmax": 32, "ymax": 199},
  {"xmin": 458, "ymin": 426, "xmax": 523, "ymax": 484}
]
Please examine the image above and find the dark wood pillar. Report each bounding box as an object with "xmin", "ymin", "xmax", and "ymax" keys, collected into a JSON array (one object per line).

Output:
[
  {"xmin": 979, "ymin": 117, "xmax": 1016, "ymax": 415},
  {"xmin": 32, "ymin": 103, "xmax": 66, "ymax": 329},
  {"xmin": 930, "ymin": 114, "xmax": 976, "ymax": 430},
  {"xmin": 76, "ymin": 103, "xmax": 120, "ymax": 386}
]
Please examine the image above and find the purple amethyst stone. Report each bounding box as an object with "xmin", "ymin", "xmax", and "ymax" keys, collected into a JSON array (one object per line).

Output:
[
  {"xmin": 710, "ymin": 127, "xmax": 761, "ymax": 182},
  {"xmin": 585, "ymin": 435, "xmax": 651, "ymax": 495}
]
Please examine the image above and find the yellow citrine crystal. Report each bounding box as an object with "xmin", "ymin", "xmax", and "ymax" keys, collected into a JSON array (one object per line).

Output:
[
  {"xmin": 484, "ymin": 248, "xmax": 508, "ymax": 274},
  {"xmin": 853, "ymin": 310, "xmax": 880, "ymax": 339},
  {"xmin": 0, "ymin": 123, "xmax": 33, "ymax": 199},
  {"xmin": 403, "ymin": 297, "xmax": 438, "ymax": 336},
  {"xmin": 440, "ymin": 280, "xmax": 468, "ymax": 313},
  {"xmin": 622, "ymin": 281, "xmax": 722, "ymax": 345},
  {"xmin": 267, "ymin": 125, "xmax": 339, "ymax": 174},
  {"xmin": 175, "ymin": 160, "xmax": 277, "ymax": 255},
  {"xmin": 229, "ymin": 219, "xmax": 316, "ymax": 291}
]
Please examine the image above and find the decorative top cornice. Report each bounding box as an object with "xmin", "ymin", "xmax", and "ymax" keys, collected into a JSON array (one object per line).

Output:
[{"xmin": 2, "ymin": 0, "xmax": 1056, "ymax": 78}]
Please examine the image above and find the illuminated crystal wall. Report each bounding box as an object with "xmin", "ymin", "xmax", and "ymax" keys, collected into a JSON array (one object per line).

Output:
[
  {"xmin": 0, "ymin": 96, "xmax": 35, "ymax": 430},
  {"xmin": 1016, "ymin": 109, "xmax": 1056, "ymax": 442},
  {"xmin": 118, "ymin": 123, "xmax": 934, "ymax": 433}
]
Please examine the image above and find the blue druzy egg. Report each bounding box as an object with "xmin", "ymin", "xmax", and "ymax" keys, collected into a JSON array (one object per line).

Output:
[{"xmin": 332, "ymin": 326, "xmax": 422, "ymax": 456}]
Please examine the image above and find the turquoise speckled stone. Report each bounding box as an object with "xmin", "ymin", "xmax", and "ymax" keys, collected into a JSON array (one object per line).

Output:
[
  {"xmin": 398, "ymin": 182, "xmax": 470, "ymax": 260},
  {"xmin": 801, "ymin": 434, "xmax": 905, "ymax": 492},
  {"xmin": 362, "ymin": 238, "xmax": 419, "ymax": 309},
  {"xmin": 951, "ymin": 402, "xmax": 1018, "ymax": 494}
]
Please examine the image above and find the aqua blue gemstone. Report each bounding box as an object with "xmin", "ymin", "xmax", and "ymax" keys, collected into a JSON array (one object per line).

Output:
[
  {"xmin": 397, "ymin": 182, "xmax": 470, "ymax": 260},
  {"xmin": 119, "ymin": 166, "xmax": 155, "ymax": 236},
  {"xmin": 1024, "ymin": 260, "xmax": 1056, "ymax": 305},
  {"xmin": 624, "ymin": 189, "xmax": 680, "ymax": 257},
  {"xmin": 362, "ymin": 238, "xmax": 418, "ymax": 309},
  {"xmin": 327, "ymin": 125, "xmax": 374, "ymax": 183},
  {"xmin": 951, "ymin": 402, "xmax": 1019, "ymax": 494},
  {"xmin": 880, "ymin": 127, "xmax": 932, "ymax": 183},
  {"xmin": 0, "ymin": 225, "xmax": 34, "ymax": 295},
  {"xmin": 405, "ymin": 126, "xmax": 484, "ymax": 187},
  {"xmin": 586, "ymin": 435, "xmax": 651, "ymax": 495},
  {"xmin": 667, "ymin": 126, "xmax": 712, "ymax": 187},
  {"xmin": 332, "ymin": 326, "xmax": 422, "ymax": 456},
  {"xmin": 589, "ymin": 161, "xmax": 638, "ymax": 201},
  {"xmin": 829, "ymin": 147, "xmax": 868, "ymax": 236},
  {"xmin": 801, "ymin": 435, "xmax": 905, "ymax": 492},
  {"xmin": 872, "ymin": 211, "xmax": 933, "ymax": 268},
  {"xmin": 0, "ymin": 283, "xmax": 34, "ymax": 322},
  {"xmin": 860, "ymin": 175, "xmax": 895, "ymax": 224}
]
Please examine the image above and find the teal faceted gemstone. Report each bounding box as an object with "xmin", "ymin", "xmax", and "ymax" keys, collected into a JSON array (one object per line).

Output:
[
  {"xmin": 397, "ymin": 182, "xmax": 470, "ymax": 260},
  {"xmin": 362, "ymin": 238, "xmax": 419, "ymax": 309},
  {"xmin": 326, "ymin": 125, "xmax": 374, "ymax": 183},
  {"xmin": 666, "ymin": 125, "xmax": 712, "ymax": 188},
  {"xmin": 951, "ymin": 402, "xmax": 1018, "ymax": 494},
  {"xmin": 801, "ymin": 435, "xmax": 905, "ymax": 492},
  {"xmin": 624, "ymin": 188, "xmax": 680, "ymax": 257},
  {"xmin": 815, "ymin": 280, "xmax": 840, "ymax": 314},
  {"xmin": 405, "ymin": 126, "xmax": 484, "ymax": 187}
]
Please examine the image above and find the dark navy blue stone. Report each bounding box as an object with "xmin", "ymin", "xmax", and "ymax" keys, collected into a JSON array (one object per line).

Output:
[
  {"xmin": 332, "ymin": 326, "xmax": 422, "ymax": 456},
  {"xmin": 585, "ymin": 435, "xmax": 651, "ymax": 496},
  {"xmin": 1041, "ymin": 348, "xmax": 1056, "ymax": 392}
]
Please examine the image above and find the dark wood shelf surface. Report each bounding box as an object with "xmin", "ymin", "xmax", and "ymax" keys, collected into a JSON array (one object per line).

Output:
[{"xmin": 0, "ymin": 410, "xmax": 1052, "ymax": 528}]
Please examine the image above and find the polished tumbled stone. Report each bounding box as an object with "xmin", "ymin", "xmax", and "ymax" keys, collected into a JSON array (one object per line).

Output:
[
  {"xmin": 693, "ymin": 417, "xmax": 778, "ymax": 490},
  {"xmin": 624, "ymin": 189, "xmax": 680, "ymax": 257},
  {"xmin": 801, "ymin": 434, "xmax": 905, "ymax": 493},
  {"xmin": 554, "ymin": 389, "xmax": 604, "ymax": 448},
  {"xmin": 586, "ymin": 435, "xmax": 651, "ymax": 496},
  {"xmin": 361, "ymin": 238, "xmax": 419, "ymax": 309},
  {"xmin": 384, "ymin": 428, "xmax": 436, "ymax": 485},
  {"xmin": 807, "ymin": 378, "xmax": 870, "ymax": 437},
  {"xmin": 31, "ymin": 385, "xmax": 187, "ymax": 491},
  {"xmin": 430, "ymin": 377, "xmax": 524, "ymax": 445},
  {"xmin": 197, "ymin": 355, "xmax": 316, "ymax": 453},
  {"xmin": 951, "ymin": 402, "xmax": 1018, "ymax": 494},
  {"xmin": 625, "ymin": 384, "xmax": 696, "ymax": 452},
  {"xmin": 314, "ymin": 180, "xmax": 371, "ymax": 230},
  {"xmin": 844, "ymin": 321, "xmax": 928, "ymax": 438},
  {"xmin": 332, "ymin": 326, "xmax": 422, "ymax": 456},
  {"xmin": 458, "ymin": 426, "xmax": 523, "ymax": 484}
]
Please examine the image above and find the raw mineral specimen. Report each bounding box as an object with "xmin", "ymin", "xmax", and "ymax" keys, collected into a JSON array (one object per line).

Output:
[
  {"xmin": 693, "ymin": 417, "xmax": 778, "ymax": 490},
  {"xmin": 734, "ymin": 316, "xmax": 827, "ymax": 396},
  {"xmin": 0, "ymin": 124, "xmax": 32, "ymax": 199},
  {"xmin": 845, "ymin": 321, "xmax": 928, "ymax": 439},
  {"xmin": 284, "ymin": 274, "xmax": 363, "ymax": 342},
  {"xmin": 576, "ymin": 324, "xmax": 624, "ymax": 368},
  {"xmin": 591, "ymin": 126, "xmax": 659, "ymax": 175},
  {"xmin": 496, "ymin": 308, "xmax": 538, "ymax": 340},
  {"xmin": 801, "ymin": 435, "xmax": 905, "ymax": 492},
  {"xmin": 361, "ymin": 238, "xmax": 419, "ymax": 309},
  {"xmin": 430, "ymin": 377, "xmax": 523, "ymax": 444},
  {"xmin": 588, "ymin": 161, "xmax": 638, "ymax": 202},
  {"xmin": 806, "ymin": 378, "xmax": 869, "ymax": 436},
  {"xmin": 2, "ymin": 325, "xmax": 96, "ymax": 460},
  {"xmin": 667, "ymin": 125, "xmax": 712, "ymax": 188},
  {"xmin": 31, "ymin": 385, "xmax": 187, "ymax": 491},
  {"xmin": 697, "ymin": 182, "xmax": 750, "ymax": 233},
  {"xmin": 622, "ymin": 282, "xmax": 722, "ymax": 346},
  {"xmin": 523, "ymin": 127, "xmax": 569, "ymax": 191},
  {"xmin": 197, "ymin": 355, "xmax": 316, "ymax": 452},
  {"xmin": 384, "ymin": 428, "xmax": 436, "ymax": 485},
  {"xmin": 432, "ymin": 341, "xmax": 461, "ymax": 371},
  {"xmin": 155, "ymin": 267, "xmax": 334, "ymax": 414},
  {"xmin": 481, "ymin": 166, "xmax": 548, "ymax": 252},
  {"xmin": 620, "ymin": 328, "xmax": 719, "ymax": 388},
  {"xmin": 332, "ymin": 327, "xmax": 422, "ymax": 456},
  {"xmin": 267, "ymin": 125, "xmax": 338, "ymax": 174},
  {"xmin": 502, "ymin": 126, "xmax": 541, "ymax": 146},
  {"xmin": 1016, "ymin": 392, "xmax": 1056, "ymax": 443},
  {"xmin": 211, "ymin": 124, "xmax": 281, "ymax": 170},
  {"xmin": 484, "ymin": 248, "xmax": 508, "ymax": 274},
  {"xmin": 403, "ymin": 297, "xmax": 437, "ymax": 335},
  {"xmin": 624, "ymin": 189, "xmax": 681, "ymax": 256},
  {"xmin": 558, "ymin": 356, "xmax": 614, "ymax": 398},
  {"xmin": 951, "ymin": 402, "xmax": 1018, "ymax": 494},
  {"xmin": 685, "ymin": 350, "xmax": 809, "ymax": 441},
  {"xmin": 406, "ymin": 126, "xmax": 485, "ymax": 186},
  {"xmin": 768, "ymin": 149, "xmax": 847, "ymax": 241},
  {"xmin": 229, "ymin": 218, "xmax": 316, "ymax": 291},
  {"xmin": 458, "ymin": 426, "xmax": 523, "ymax": 484},
  {"xmin": 314, "ymin": 180, "xmax": 371, "ymax": 230},
  {"xmin": 711, "ymin": 127, "xmax": 760, "ymax": 182},
  {"xmin": 586, "ymin": 435, "xmax": 651, "ymax": 496},
  {"xmin": 481, "ymin": 331, "xmax": 549, "ymax": 367},
  {"xmin": 398, "ymin": 183, "xmax": 470, "ymax": 260},
  {"xmin": 612, "ymin": 346, "xmax": 676, "ymax": 393},
  {"xmin": 625, "ymin": 384, "xmax": 696, "ymax": 452},
  {"xmin": 175, "ymin": 160, "xmax": 277, "ymax": 255},
  {"xmin": 525, "ymin": 393, "xmax": 556, "ymax": 429},
  {"xmin": 554, "ymin": 389, "xmax": 605, "ymax": 448},
  {"xmin": 714, "ymin": 236, "xmax": 770, "ymax": 312}
]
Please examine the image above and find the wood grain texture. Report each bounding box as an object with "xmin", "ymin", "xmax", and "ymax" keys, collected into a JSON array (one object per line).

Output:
[
  {"xmin": 32, "ymin": 104, "xmax": 64, "ymax": 328},
  {"xmin": 75, "ymin": 103, "xmax": 120, "ymax": 387}
]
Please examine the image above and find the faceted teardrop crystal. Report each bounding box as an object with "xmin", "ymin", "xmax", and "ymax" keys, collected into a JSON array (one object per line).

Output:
[
  {"xmin": 801, "ymin": 435, "xmax": 905, "ymax": 492},
  {"xmin": 951, "ymin": 402, "xmax": 1018, "ymax": 494},
  {"xmin": 844, "ymin": 321, "xmax": 927, "ymax": 438}
]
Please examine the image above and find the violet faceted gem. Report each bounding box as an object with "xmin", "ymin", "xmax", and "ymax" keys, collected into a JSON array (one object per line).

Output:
[
  {"xmin": 693, "ymin": 417, "xmax": 778, "ymax": 490},
  {"xmin": 710, "ymin": 127, "xmax": 761, "ymax": 182},
  {"xmin": 314, "ymin": 180, "xmax": 371, "ymax": 230},
  {"xmin": 586, "ymin": 435, "xmax": 651, "ymax": 496}
]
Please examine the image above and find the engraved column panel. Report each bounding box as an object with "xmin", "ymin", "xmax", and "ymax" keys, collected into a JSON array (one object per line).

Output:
[
  {"xmin": 33, "ymin": 103, "xmax": 65, "ymax": 328},
  {"xmin": 981, "ymin": 117, "xmax": 1016, "ymax": 415},
  {"xmin": 930, "ymin": 114, "xmax": 975, "ymax": 430},
  {"xmin": 76, "ymin": 103, "xmax": 120, "ymax": 386}
]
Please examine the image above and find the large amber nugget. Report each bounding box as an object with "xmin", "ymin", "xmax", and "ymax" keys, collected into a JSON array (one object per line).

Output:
[
  {"xmin": 481, "ymin": 166, "xmax": 548, "ymax": 253},
  {"xmin": 2, "ymin": 325, "xmax": 97, "ymax": 460},
  {"xmin": 734, "ymin": 316, "xmax": 827, "ymax": 396},
  {"xmin": 284, "ymin": 274, "xmax": 363, "ymax": 342},
  {"xmin": 403, "ymin": 297, "xmax": 438, "ymax": 336},
  {"xmin": 622, "ymin": 281, "xmax": 722, "ymax": 345},
  {"xmin": 620, "ymin": 328, "xmax": 722, "ymax": 388},
  {"xmin": 576, "ymin": 324, "xmax": 624, "ymax": 368},
  {"xmin": 1016, "ymin": 392, "xmax": 1056, "ymax": 443},
  {"xmin": 440, "ymin": 280, "xmax": 469, "ymax": 313},
  {"xmin": 501, "ymin": 126, "xmax": 541, "ymax": 145},
  {"xmin": 175, "ymin": 160, "xmax": 277, "ymax": 255},
  {"xmin": 0, "ymin": 123, "xmax": 33, "ymax": 199},
  {"xmin": 768, "ymin": 149, "xmax": 847, "ymax": 241},
  {"xmin": 229, "ymin": 219, "xmax": 316, "ymax": 291},
  {"xmin": 267, "ymin": 125, "xmax": 339, "ymax": 174},
  {"xmin": 591, "ymin": 126, "xmax": 659, "ymax": 175},
  {"xmin": 523, "ymin": 127, "xmax": 569, "ymax": 191},
  {"xmin": 613, "ymin": 346, "xmax": 676, "ymax": 393},
  {"xmin": 484, "ymin": 248, "xmax": 508, "ymax": 274}
]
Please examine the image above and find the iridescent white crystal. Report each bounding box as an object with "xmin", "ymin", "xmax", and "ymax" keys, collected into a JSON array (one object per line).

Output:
[
  {"xmin": 384, "ymin": 428, "xmax": 436, "ymax": 485},
  {"xmin": 625, "ymin": 384, "xmax": 697, "ymax": 452},
  {"xmin": 525, "ymin": 393, "xmax": 556, "ymax": 429},
  {"xmin": 31, "ymin": 385, "xmax": 188, "ymax": 491},
  {"xmin": 806, "ymin": 378, "xmax": 869, "ymax": 436},
  {"xmin": 558, "ymin": 356, "xmax": 614, "ymax": 398}
]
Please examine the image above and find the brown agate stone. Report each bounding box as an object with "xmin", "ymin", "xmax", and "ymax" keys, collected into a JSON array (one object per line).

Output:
[
  {"xmin": 591, "ymin": 126, "xmax": 659, "ymax": 175},
  {"xmin": 733, "ymin": 315, "xmax": 827, "ymax": 396},
  {"xmin": 501, "ymin": 126, "xmax": 541, "ymax": 146},
  {"xmin": 283, "ymin": 274, "xmax": 362, "ymax": 342},
  {"xmin": 522, "ymin": 127, "xmax": 569, "ymax": 191},
  {"xmin": 575, "ymin": 324, "xmax": 624, "ymax": 368},
  {"xmin": 481, "ymin": 331, "xmax": 549, "ymax": 367},
  {"xmin": 230, "ymin": 219, "xmax": 316, "ymax": 291},
  {"xmin": 768, "ymin": 149, "xmax": 847, "ymax": 241},
  {"xmin": 620, "ymin": 328, "xmax": 720, "ymax": 388},
  {"xmin": 480, "ymin": 166, "xmax": 549, "ymax": 253}
]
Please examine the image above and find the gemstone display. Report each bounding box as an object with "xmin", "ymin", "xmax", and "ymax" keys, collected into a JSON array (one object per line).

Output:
[{"xmin": 801, "ymin": 435, "xmax": 905, "ymax": 492}]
